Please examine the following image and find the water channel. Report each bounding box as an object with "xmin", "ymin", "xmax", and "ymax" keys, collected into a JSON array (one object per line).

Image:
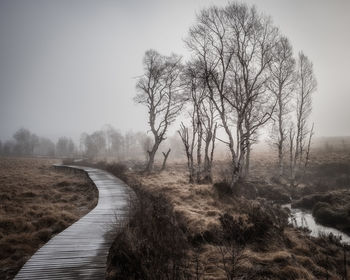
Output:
[{"xmin": 283, "ymin": 203, "xmax": 350, "ymax": 244}]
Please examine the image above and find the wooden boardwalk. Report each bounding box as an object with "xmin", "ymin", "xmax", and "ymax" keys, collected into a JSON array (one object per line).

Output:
[{"xmin": 15, "ymin": 165, "xmax": 132, "ymax": 280}]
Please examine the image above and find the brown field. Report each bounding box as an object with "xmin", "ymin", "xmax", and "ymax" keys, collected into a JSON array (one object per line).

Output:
[
  {"xmin": 109, "ymin": 155, "xmax": 349, "ymax": 279},
  {"xmin": 0, "ymin": 157, "xmax": 98, "ymax": 280}
]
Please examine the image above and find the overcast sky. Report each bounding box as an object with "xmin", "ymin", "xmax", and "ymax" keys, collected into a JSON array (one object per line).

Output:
[{"xmin": 0, "ymin": 0, "xmax": 349, "ymax": 141}]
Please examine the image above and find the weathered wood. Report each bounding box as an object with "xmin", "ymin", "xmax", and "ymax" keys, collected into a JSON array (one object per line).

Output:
[{"xmin": 15, "ymin": 165, "xmax": 133, "ymax": 280}]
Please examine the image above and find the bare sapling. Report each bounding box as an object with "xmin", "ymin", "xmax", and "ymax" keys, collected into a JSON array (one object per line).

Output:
[
  {"xmin": 178, "ymin": 122, "xmax": 197, "ymax": 183},
  {"xmin": 288, "ymin": 52, "xmax": 317, "ymax": 186},
  {"xmin": 268, "ymin": 36, "xmax": 296, "ymax": 179},
  {"xmin": 161, "ymin": 148, "xmax": 171, "ymax": 171}
]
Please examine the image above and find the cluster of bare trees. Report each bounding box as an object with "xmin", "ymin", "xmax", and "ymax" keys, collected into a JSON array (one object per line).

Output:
[
  {"xmin": 79, "ymin": 126, "xmax": 151, "ymax": 161},
  {"xmin": 0, "ymin": 128, "xmax": 75, "ymax": 157},
  {"xmin": 56, "ymin": 137, "xmax": 76, "ymax": 157},
  {"xmin": 178, "ymin": 61, "xmax": 218, "ymax": 183},
  {"xmin": 136, "ymin": 2, "xmax": 317, "ymax": 188},
  {"xmin": 0, "ymin": 126, "xmax": 155, "ymax": 161},
  {"xmin": 269, "ymin": 48, "xmax": 317, "ymax": 185},
  {"xmin": 185, "ymin": 4, "xmax": 282, "ymax": 187}
]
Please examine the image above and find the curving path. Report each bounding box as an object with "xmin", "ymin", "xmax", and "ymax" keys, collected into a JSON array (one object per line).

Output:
[{"xmin": 15, "ymin": 165, "xmax": 133, "ymax": 280}]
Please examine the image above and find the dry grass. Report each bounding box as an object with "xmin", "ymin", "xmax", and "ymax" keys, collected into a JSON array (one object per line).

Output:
[
  {"xmin": 0, "ymin": 157, "xmax": 98, "ymax": 280},
  {"xmin": 125, "ymin": 162, "xmax": 350, "ymax": 280}
]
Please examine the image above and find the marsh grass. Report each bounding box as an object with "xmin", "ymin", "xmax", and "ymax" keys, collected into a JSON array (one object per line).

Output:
[
  {"xmin": 105, "ymin": 162, "xmax": 350, "ymax": 279},
  {"xmin": 0, "ymin": 157, "xmax": 98, "ymax": 280}
]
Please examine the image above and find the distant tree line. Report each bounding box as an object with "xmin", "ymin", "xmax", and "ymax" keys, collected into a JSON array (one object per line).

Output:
[
  {"xmin": 0, "ymin": 128, "xmax": 75, "ymax": 157},
  {"xmin": 79, "ymin": 125, "xmax": 153, "ymax": 161},
  {"xmin": 0, "ymin": 127, "xmax": 164, "ymax": 161}
]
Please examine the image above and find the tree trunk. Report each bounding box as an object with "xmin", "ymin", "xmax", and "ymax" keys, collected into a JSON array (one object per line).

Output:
[
  {"xmin": 161, "ymin": 148, "xmax": 171, "ymax": 171},
  {"xmin": 196, "ymin": 123, "xmax": 202, "ymax": 183},
  {"xmin": 244, "ymin": 141, "xmax": 251, "ymax": 178},
  {"xmin": 289, "ymin": 129, "xmax": 296, "ymax": 187},
  {"xmin": 278, "ymin": 142, "xmax": 283, "ymax": 178},
  {"xmin": 278, "ymin": 95, "xmax": 284, "ymax": 178},
  {"xmin": 203, "ymin": 140, "xmax": 211, "ymax": 183},
  {"xmin": 231, "ymin": 165, "xmax": 241, "ymax": 190},
  {"xmin": 207, "ymin": 123, "xmax": 217, "ymax": 183},
  {"xmin": 145, "ymin": 142, "xmax": 159, "ymax": 173}
]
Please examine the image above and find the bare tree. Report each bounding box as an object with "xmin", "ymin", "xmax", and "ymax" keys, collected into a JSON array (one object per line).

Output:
[
  {"xmin": 141, "ymin": 135, "xmax": 153, "ymax": 162},
  {"xmin": 186, "ymin": 3, "xmax": 278, "ymax": 188},
  {"xmin": 180, "ymin": 61, "xmax": 204, "ymax": 183},
  {"xmin": 83, "ymin": 131, "xmax": 105, "ymax": 159},
  {"xmin": 35, "ymin": 137, "xmax": 55, "ymax": 157},
  {"xmin": 104, "ymin": 125, "xmax": 124, "ymax": 161},
  {"xmin": 161, "ymin": 148, "xmax": 171, "ymax": 171},
  {"xmin": 13, "ymin": 128, "xmax": 39, "ymax": 155},
  {"xmin": 201, "ymin": 96, "xmax": 218, "ymax": 183},
  {"xmin": 2, "ymin": 140, "xmax": 15, "ymax": 155},
  {"xmin": 215, "ymin": 241, "xmax": 245, "ymax": 280},
  {"xmin": 178, "ymin": 122, "xmax": 197, "ymax": 183},
  {"xmin": 289, "ymin": 52, "xmax": 317, "ymax": 185},
  {"xmin": 179, "ymin": 60, "xmax": 217, "ymax": 183},
  {"xmin": 135, "ymin": 49, "xmax": 183, "ymax": 172},
  {"xmin": 56, "ymin": 137, "xmax": 76, "ymax": 158},
  {"xmin": 268, "ymin": 36, "xmax": 296, "ymax": 178}
]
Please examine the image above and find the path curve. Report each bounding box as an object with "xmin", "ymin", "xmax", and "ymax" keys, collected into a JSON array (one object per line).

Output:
[{"xmin": 15, "ymin": 165, "xmax": 132, "ymax": 280}]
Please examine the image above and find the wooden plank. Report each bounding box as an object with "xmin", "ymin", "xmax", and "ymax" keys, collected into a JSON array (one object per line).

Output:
[{"xmin": 14, "ymin": 165, "xmax": 133, "ymax": 280}]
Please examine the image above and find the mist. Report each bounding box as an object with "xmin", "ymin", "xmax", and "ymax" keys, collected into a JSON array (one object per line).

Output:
[
  {"xmin": 2, "ymin": 2, "xmax": 350, "ymax": 279},
  {"xmin": 0, "ymin": 0, "xmax": 349, "ymax": 143}
]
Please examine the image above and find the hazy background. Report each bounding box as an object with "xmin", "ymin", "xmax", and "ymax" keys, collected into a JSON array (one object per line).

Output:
[{"xmin": 0, "ymin": 0, "xmax": 349, "ymax": 142}]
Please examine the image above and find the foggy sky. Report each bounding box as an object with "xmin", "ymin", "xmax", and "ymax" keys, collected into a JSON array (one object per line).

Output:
[{"xmin": 0, "ymin": 0, "xmax": 349, "ymax": 142}]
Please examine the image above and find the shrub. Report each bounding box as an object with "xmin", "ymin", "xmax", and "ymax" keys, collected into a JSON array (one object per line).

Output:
[
  {"xmin": 106, "ymin": 190, "xmax": 190, "ymax": 280},
  {"xmin": 292, "ymin": 194, "xmax": 328, "ymax": 210},
  {"xmin": 315, "ymin": 162, "xmax": 350, "ymax": 177},
  {"xmin": 218, "ymin": 201, "xmax": 288, "ymax": 247},
  {"xmin": 256, "ymin": 184, "xmax": 291, "ymax": 203},
  {"xmin": 219, "ymin": 213, "xmax": 250, "ymax": 244},
  {"xmin": 246, "ymin": 204, "xmax": 273, "ymax": 241},
  {"xmin": 213, "ymin": 181, "xmax": 233, "ymax": 197},
  {"xmin": 36, "ymin": 229, "xmax": 52, "ymax": 242},
  {"xmin": 312, "ymin": 202, "xmax": 348, "ymax": 226}
]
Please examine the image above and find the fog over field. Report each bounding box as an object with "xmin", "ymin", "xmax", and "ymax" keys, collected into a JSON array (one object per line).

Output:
[
  {"xmin": 2, "ymin": 2, "xmax": 350, "ymax": 279},
  {"xmin": 0, "ymin": 0, "xmax": 349, "ymax": 142}
]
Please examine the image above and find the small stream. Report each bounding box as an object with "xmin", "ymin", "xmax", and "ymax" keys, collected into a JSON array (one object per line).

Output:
[{"xmin": 283, "ymin": 204, "xmax": 350, "ymax": 244}]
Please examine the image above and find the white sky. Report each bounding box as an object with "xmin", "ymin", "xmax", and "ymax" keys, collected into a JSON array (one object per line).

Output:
[{"xmin": 0, "ymin": 0, "xmax": 349, "ymax": 141}]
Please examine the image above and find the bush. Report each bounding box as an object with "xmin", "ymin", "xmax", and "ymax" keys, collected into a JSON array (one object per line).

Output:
[
  {"xmin": 292, "ymin": 194, "xmax": 329, "ymax": 210},
  {"xmin": 36, "ymin": 229, "xmax": 52, "ymax": 242},
  {"xmin": 218, "ymin": 201, "xmax": 288, "ymax": 247},
  {"xmin": 106, "ymin": 190, "xmax": 190, "ymax": 280},
  {"xmin": 312, "ymin": 202, "xmax": 348, "ymax": 226},
  {"xmin": 219, "ymin": 213, "xmax": 250, "ymax": 244},
  {"xmin": 315, "ymin": 162, "xmax": 350, "ymax": 178},
  {"xmin": 213, "ymin": 181, "xmax": 233, "ymax": 196},
  {"xmin": 256, "ymin": 184, "xmax": 291, "ymax": 203}
]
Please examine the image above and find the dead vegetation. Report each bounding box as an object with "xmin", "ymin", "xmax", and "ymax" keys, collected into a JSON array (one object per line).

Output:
[
  {"xmin": 104, "ymin": 161, "xmax": 349, "ymax": 280},
  {"xmin": 0, "ymin": 157, "xmax": 98, "ymax": 280},
  {"xmin": 106, "ymin": 189, "xmax": 190, "ymax": 280}
]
